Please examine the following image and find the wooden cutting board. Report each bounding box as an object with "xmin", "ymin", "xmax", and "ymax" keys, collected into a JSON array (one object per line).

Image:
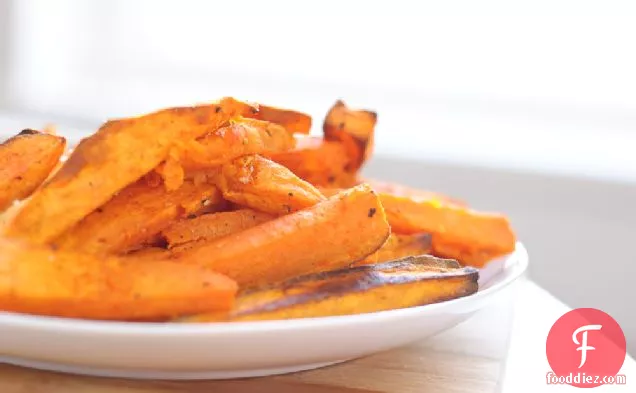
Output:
[{"xmin": 0, "ymin": 339, "xmax": 501, "ymax": 393}]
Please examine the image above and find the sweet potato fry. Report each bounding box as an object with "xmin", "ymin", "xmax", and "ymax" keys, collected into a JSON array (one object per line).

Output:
[
  {"xmin": 175, "ymin": 117, "xmax": 296, "ymax": 172},
  {"xmin": 323, "ymin": 100, "xmax": 377, "ymax": 171},
  {"xmin": 0, "ymin": 130, "xmax": 66, "ymax": 212},
  {"xmin": 182, "ymin": 255, "xmax": 478, "ymax": 322},
  {"xmin": 5, "ymin": 97, "xmax": 256, "ymax": 244},
  {"xmin": 53, "ymin": 176, "xmax": 223, "ymax": 255},
  {"xmin": 161, "ymin": 184, "xmax": 390, "ymax": 288},
  {"xmin": 356, "ymin": 233, "xmax": 432, "ymax": 266},
  {"xmin": 0, "ymin": 237, "xmax": 237, "ymax": 321},
  {"xmin": 321, "ymin": 183, "xmax": 512, "ymax": 266},
  {"xmin": 216, "ymin": 155, "xmax": 325, "ymax": 215},
  {"xmin": 162, "ymin": 209, "xmax": 274, "ymax": 248},
  {"xmin": 380, "ymin": 193, "xmax": 516, "ymax": 258},
  {"xmin": 270, "ymin": 136, "xmax": 357, "ymax": 188},
  {"xmin": 252, "ymin": 104, "xmax": 312, "ymax": 134}
]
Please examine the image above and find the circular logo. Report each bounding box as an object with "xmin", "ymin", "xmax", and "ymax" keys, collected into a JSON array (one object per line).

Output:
[{"xmin": 546, "ymin": 308, "xmax": 626, "ymax": 388}]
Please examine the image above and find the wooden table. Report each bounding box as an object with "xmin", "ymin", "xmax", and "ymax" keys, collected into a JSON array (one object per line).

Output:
[{"xmin": 1, "ymin": 279, "xmax": 633, "ymax": 392}]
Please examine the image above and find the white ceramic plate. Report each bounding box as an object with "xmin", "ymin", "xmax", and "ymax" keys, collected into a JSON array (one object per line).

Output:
[{"xmin": 0, "ymin": 242, "xmax": 528, "ymax": 380}]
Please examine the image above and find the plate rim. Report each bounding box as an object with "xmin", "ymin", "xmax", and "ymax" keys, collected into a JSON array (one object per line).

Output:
[{"xmin": 0, "ymin": 242, "xmax": 528, "ymax": 335}]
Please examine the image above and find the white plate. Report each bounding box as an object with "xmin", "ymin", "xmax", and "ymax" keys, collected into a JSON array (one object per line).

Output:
[{"xmin": 0, "ymin": 242, "xmax": 528, "ymax": 380}]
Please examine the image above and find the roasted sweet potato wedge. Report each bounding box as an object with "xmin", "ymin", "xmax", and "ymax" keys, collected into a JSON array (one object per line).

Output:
[
  {"xmin": 0, "ymin": 237, "xmax": 237, "ymax": 321},
  {"xmin": 0, "ymin": 130, "xmax": 66, "ymax": 212},
  {"xmin": 5, "ymin": 97, "xmax": 257, "ymax": 243},
  {"xmin": 380, "ymin": 193, "xmax": 516, "ymax": 260},
  {"xmin": 162, "ymin": 209, "xmax": 274, "ymax": 249},
  {"xmin": 323, "ymin": 100, "xmax": 377, "ymax": 171},
  {"xmin": 182, "ymin": 255, "xmax": 478, "ymax": 322},
  {"xmin": 319, "ymin": 183, "xmax": 514, "ymax": 266},
  {"xmin": 356, "ymin": 233, "xmax": 432, "ymax": 266},
  {"xmin": 216, "ymin": 155, "xmax": 325, "ymax": 215},
  {"xmin": 252, "ymin": 104, "xmax": 312, "ymax": 134},
  {"xmin": 270, "ymin": 136, "xmax": 358, "ymax": 188},
  {"xmin": 53, "ymin": 175, "xmax": 223, "ymax": 255},
  {"xmin": 159, "ymin": 184, "xmax": 390, "ymax": 288},
  {"xmin": 175, "ymin": 118, "xmax": 296, "ymax": 172}
]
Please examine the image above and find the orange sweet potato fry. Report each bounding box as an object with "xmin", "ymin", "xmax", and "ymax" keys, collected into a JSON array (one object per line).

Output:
[
  {"xmin": 323, "ymin": 100, "xmax": 377, "ymax": 171},
  {"xmin": 0, "ymin": 130, "xmax": 66, "ymax": 212},
  {"xmin": 270, "ymin": 136, "xmax": 357, "ymax": 188},
  {"xmin": 53, "ymin": 176, "xmax": 223, "ymax": 255},
  {"xmin": 380, "ymin": 193, "xmax": 516, "ymax": 258},
  {"xmin": 320, "ymin": 184, "xmax": 511, "ymax": 266},
  {"xmin": 216, "ymin": 155, "xmax": 326, "ymax": 215},
  {"xmin": 183, "ymin": 256, "xmax": 478, "ymax": 322},
  {"xmin": 175, "ymin": 117, "xmax": 296, "ymax": 172},
  {"xmin": 0, "ymin": 237, "xmax": 237, "ymax": 321},
  {"xmin": 356, "ymin": 233, "xmax": 432, "ymax": 266},
  {"xmin": 162, "ymin": 184, "xmax": 390, "ymax": 288},
  {"xmin": 252, "ymin": 104, "xmax": 312, "ymax": 134},
  {"xmin": 5, "ymin": 97, "xmax": 256, "ymax": 244},
  {"xmin": 162, "ymin": 209, "xmax": 274, "ymax": 248}
]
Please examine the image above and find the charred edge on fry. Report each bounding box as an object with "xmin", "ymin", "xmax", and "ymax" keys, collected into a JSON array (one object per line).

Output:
[
  {"xmin": 18, "ymin": 129, "xmax": 40, "ymax": 136},
  {"xmin": 242, "ymin": 255, "xmax": 474, "ymax": 294},
  {"xmin": 234, "ymin": 263, "xmax": 478, "ymax": 316}
]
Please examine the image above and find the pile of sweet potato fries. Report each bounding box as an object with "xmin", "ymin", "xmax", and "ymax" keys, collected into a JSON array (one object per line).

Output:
[{"xmin": 0, "ymin": 98, "xmax": 515, "ymax": 322}]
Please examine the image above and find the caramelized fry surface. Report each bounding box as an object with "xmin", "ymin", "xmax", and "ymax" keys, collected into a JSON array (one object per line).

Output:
[{"xmin": 183, "ymin": 255, "xmax": 478, "ymax": 322}]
